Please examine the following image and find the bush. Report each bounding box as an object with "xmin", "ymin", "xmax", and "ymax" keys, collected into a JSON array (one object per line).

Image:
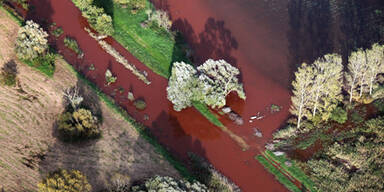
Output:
[
  {"xmin": 133, "ymin": 99, "xmax": 146, "ymax": 110},
  {"xmin": 38, "ymin": 169, "xmax": 92, "ymax": 192},
  {"xmin": 131, "ymin": 175, "xmax": 208, "ymax": 192},
  {"xmin": 105, "ymin": 69, "xmax": 117, "ymax": 85},
  {"xmin": 24, "ymin": 53, "xmax": 56, "ymax": 77},
  {"xmin": 0, "ymin": 60, "xmax": 17, "ymax": 86},
  {"xmin": 57, "ymin": 108, "xmax": 100, "ymax": 142},
  {"xmin": 72, "ymin": 0, "xmax": 114, "ymax": 35},
  {"xmin": 64, "ymin": 37, "xmax": 83, "ymax": 56},
  {"xmin": 146, "ymin": 9, "xmax": 172, "ymax": 31},
  {"xmin": 115, "ymin": 0, "xmax": 146, "ymax": 11},
  {"xmin": 15, "ymin": 20, "xmax": 48, "ymax": 61},
  {"xmin": 330, "ymin": 107, "xmax": 348, "ymax": 124},
  {"xmin": 52, "ymin": 27, "xmax": 64, "ymax": 37}
]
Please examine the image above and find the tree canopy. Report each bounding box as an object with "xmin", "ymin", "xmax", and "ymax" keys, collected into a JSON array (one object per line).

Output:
[
  {"xmin": 15, "ymin": 20, "xmax": 48, "ymax": 61},
  {"xmin": 167, "ymin": 60, "xmax": 245, "ymax": 111}
]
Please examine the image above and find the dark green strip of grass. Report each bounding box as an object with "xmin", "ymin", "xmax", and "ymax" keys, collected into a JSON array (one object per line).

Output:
[
  {"xmin": 0, "ymin": 5, "xmax": 23, "ymax": 26},
  {"xmin": 256, "ymin": 155, "xmax": 301, "ymax": 192},
  {"xmin": 62, "ymin": 58, "xmax": 195, "ymax": 181},
  {"xmin": 192, "ymin": 101, "xmax": 224, "ymax": 128},
  {"xmin": 264, "ymin": 150, "xmax": 316, "ymax": 192},
  {"xmin": 22, "ymin": 54, "xmax": 56, "ymax": 77}
]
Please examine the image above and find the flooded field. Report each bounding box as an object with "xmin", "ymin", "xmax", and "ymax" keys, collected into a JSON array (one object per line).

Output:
[{"xmin": 25, "ymin": 0, "xmax": 384, "ymax": 191}]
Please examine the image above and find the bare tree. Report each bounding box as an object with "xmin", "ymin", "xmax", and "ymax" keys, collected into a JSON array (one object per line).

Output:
[
  {"xmin": 291, "ymin": 63, "xmax": 314, "ymax": 128},
  {"xmin": 366, "ymin": 43, "xmax": 384, "ymax": 95},
  {"xmin": 346, "ymin": 49, "xmax": 368, "ymax": 102},
  {"xmin": 311, "ymin": 54, "xmax": 343, "ymax": 121},
  {"xmin": 64, "ymin": 87, "xmax": 83, "ymax": 110}
]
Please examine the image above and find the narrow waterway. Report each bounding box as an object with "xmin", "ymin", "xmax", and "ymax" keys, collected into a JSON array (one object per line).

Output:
[{"xmin": 26, "ymin": 0, "xmax": 384, "ymax": 191}]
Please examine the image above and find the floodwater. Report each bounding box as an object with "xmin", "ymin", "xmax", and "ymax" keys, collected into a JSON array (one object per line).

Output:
[{"xmin": 25, "ymin": 0, "xmax": 384, "ymax": 191}]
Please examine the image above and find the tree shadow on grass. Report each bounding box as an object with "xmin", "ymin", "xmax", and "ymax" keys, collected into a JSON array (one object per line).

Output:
[{"xmin": 93, "ymin": 0, "xmax": 115, "ymax": 18}]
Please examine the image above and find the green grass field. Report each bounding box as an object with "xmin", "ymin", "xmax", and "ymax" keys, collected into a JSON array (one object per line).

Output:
[
  {"xmin": 263, "ymin": 150, "xmax": 316, "ymax": 192},
  {"xmin": 256, "ymin": 155, "xmax": 301, "ymax": 192},
  {"xmin": 112, "ymin": 3, "xmax": 186, "ymax": 78}
]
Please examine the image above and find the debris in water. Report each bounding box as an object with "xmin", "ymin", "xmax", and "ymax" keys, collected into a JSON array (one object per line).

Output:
[{"xmin": 253, "ymin": 128, "xmax": 263, "ymax": 137}]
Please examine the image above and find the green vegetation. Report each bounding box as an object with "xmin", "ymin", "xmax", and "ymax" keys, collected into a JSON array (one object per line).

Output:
[
  {"xmin": 133, "ymin": 99, "xmax": 146, "ymax": 110},
  {"xmin": 263, "ymin": 150, "xmax": 316, "ymax": 192},
  {"xmin": 256, "ymin": 155, "xmax": 301, "ymax": 192},
  {"xmin": 9, "ymin": 0, "xmax": 28, "ymax": 9},
  {"xmin": 112, "ymin": 2, "xmax": 184, "ymax": 77},
  {"xmin": 64, "ymin": 37, "xmax": 83, "ymax": 56},
  {"xmin": 38, "ymin": 169, "xmax": 91, "ymax": 192},
  {"xmin": 62, "ymin": 59, "xmax": 195, "ymax": 181},
  {"xmin": 23, "ymin": 53, "xmax": 56, "ymax": 77},
  {"xmin": 131, "ymin": 175, "xmax": 208, "ymax": 192},
  {"xmin": 0, "ymin": 5, "xmax": 23, "ymax": 25},
  {"xmin": 105, "ymin": 69, "xmax": 117, "ymax": 85},
  {"xmin": 52, "ymin": 27, "xmax": 64, "ymax": 37},
  {"xmin": 72, "ymin": 0, "xmax": 114, "ymax": 35},
  {"xmin": 57, "ymin": 108, "xmax": 101, "ymax": 142},
  {"xmin": 0, "ymin": 60, "xmax": 17, "ymax": 86},
  {"xmin": 329, "ymin": 106, "xmax": 348, "ymax": 124},
  {"xmin": 188, "ymin": 153, "xmax": 238, "ymax": 192},
  {"xmin": 167, "ymin": 60, "xmax": 245, "ymax": 111},
  {"xmin": 193, "ymin": 101, "xmax": 224, "ymax": 128}
]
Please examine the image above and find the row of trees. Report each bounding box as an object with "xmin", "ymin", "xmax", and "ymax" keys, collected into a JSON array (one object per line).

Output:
[
  {"xmin": 291, "ymin": 44, "xmax": 384, "ymax": 128},
  {"xmin": 167, "ymin": 59, "xmax": 246, "ymax": 111}
]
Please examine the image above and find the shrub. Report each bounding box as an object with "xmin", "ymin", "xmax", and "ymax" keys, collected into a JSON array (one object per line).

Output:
[
  {"xmin": 38, "ymin": 169, "xmax": 92, "ymax": 192},
  {"xmin": 273, "ymin": 125, "xmax": 297, "ymax": 140},
  {"xmin": 64, "ymin": 37, "xmax": 83, "ymax": 56},
  {"xmin": 57, "ymin": 108, "xmax": 100, "ymax": 142},
  {"xmin": 133, "ymin": 99, "xmax": 146, "ymax": 110},
  {"xmin": 146, "ymin": 9, "xmax": 172, "ymax": 31},
  {"xmin": 115, "ymin": 0, "xmax": 146, "ymax": 11},
  {"xmin": 131, "ymin": 175, "xmax": 208, "ymax": 192},
  {"xmin": 10, "ymin": 0, "xmax": 29, "ymax": 9},
  {"xmin": 330, "ymin": 107, "xmax": 348, "ymax": 124},
  {"xmin": 15, "ymin": 20, "xmax": 48, "ymax": 61},
  {"xmin": 24, "ymin": 52, "xmax": 56, "ymax": 76},
  {"xmin": 0, "ymin": 60, "xmax": 17, "ymax": 86},
  {"xmin": 52, "ymin": 27, "xmax": 64, "ymax": 37},
  {"xmin": 105, "ymin": 69, "xmax": 117, "ymax": 85},
  {"xmin": 72, "ymin": 0, "xmax": 114, "ymax": 35}
]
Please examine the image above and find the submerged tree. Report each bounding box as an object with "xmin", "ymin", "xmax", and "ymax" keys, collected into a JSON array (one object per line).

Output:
[
  {"xmin": 310, "ymin": 54, "xmax": 343, "ymax": 121},
  {"xmin": 197, "ymin": 59, "xmax": 246, "ymax": 108},
  {"xmin": 167, "ymin": 60, "xmax": 245, "ymax": 111},
  {"xmin": 15, "ymin": 20, "xmax": 48, "ymax": 61},
  {"xmin": 290, "ymin": 63, "xmax": 314, "ymax": 129}
]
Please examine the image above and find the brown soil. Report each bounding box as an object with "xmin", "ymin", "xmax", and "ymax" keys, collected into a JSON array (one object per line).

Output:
[{"xmin": 0, "ymin": 9, "xmax": 178, "ymax": 192}]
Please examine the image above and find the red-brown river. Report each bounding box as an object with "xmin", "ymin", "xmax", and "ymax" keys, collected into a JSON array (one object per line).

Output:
[{"xmin": 27, "ymin": 0, "xmax": 384, "ymax": 191}]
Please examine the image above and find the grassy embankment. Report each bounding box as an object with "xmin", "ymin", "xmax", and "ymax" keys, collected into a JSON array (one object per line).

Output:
[
  {"xmin": 0, "ymin": 4, "xmax": 194, "ymax": 182},
  {"xmin": 256, "ymin": 150, "xmax": 316, "ymax": 192},
  {"xmin": 109, "ymin": 1, "xmax": 225, "ymax": 128}
]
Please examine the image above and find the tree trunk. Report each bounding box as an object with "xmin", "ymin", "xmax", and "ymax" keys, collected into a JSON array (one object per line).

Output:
[{"xmin": 350, "ymin": 80, "xmax": 355, "ymax": 103}]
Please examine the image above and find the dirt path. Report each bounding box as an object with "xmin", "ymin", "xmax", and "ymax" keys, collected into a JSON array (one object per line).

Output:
[{"xmin": 0, "ymin": 9, "xmax": 179, "ymax": 192}]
